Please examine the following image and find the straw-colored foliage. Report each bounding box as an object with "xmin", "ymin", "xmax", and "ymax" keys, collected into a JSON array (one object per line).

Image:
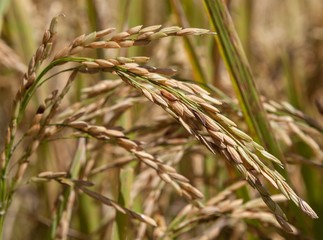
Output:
[{"xmin": 0, "ymin": 1, "xmax": 322, "ymax": 239}]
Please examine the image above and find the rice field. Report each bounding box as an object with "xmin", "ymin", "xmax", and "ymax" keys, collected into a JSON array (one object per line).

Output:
[{"xmin": 0, "ymin": 0, "xmax": 322, "ymax": 239}]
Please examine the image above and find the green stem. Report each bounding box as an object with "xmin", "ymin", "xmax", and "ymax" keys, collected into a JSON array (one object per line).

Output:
[
  {"xmin": 50, "ymin": 138, "xmax": 86, "ymax": 239},
  {"xmin": 170, "ymin": 0, "xmax": 208, "ymax": 83},
  {"xmin": 17, "ymin": 57, "xmax": 90, "ymax": 123},
  {"xmin": 0, "ymin": 59, "xmax": 84, "ymax": 237},
  {"xmin": 203, "ymin": 0, "xmax": 287, "ymax": 175}
]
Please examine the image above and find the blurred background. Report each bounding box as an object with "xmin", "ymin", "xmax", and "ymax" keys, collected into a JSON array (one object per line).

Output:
[
  {"xmin": 0, "ymin": 0, "xmax": 322, "ymax": 239},
  {"xmin": 1, "ymin": 0, "xmax": 322, "ymax": 109}
]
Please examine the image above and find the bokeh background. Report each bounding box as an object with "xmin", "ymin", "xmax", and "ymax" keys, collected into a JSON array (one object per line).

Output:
[{"xmin": 0, "ymin": 0, "xmax": 322, "ymax": 239}]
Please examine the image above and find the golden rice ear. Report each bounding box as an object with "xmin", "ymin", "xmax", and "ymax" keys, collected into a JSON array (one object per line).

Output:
[
  {"xmin": 1, "ymin": 6, "xmax": 321, "ymax": 238},
  {"xmin": 115, "ymin": 68, "xmax": 318, "ymax": 230}
]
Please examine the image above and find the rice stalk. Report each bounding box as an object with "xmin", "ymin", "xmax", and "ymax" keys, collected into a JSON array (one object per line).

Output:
[
  {"xmin": 202, "ymin": 0, "xmax": 287, "ymax": 173},
  {"xmin": 0, "ymin": 13, "xmax": 320, "ymax": 238},
  {"xmin": 112, "ymin": 65, "xmax": 317, "ymax": 232},
  {"xmin": 170, "ymin": 0, "xmax": 208, "ymax": 84}
]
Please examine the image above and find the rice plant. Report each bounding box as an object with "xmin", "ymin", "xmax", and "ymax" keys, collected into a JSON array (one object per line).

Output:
[{"xmin": 0, "ymin": 0, "xmax": 322, "ymax": 239}]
